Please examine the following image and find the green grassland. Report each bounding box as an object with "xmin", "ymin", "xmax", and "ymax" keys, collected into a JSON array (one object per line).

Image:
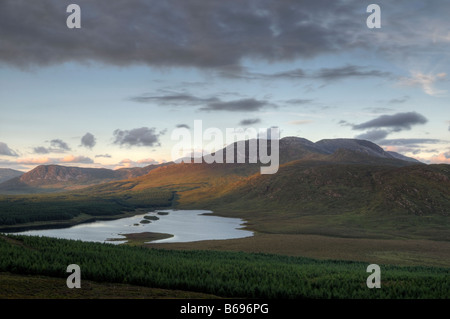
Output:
[{"xmin": 0, "ymin": 235, "xmax": 448, "ymax": 299}]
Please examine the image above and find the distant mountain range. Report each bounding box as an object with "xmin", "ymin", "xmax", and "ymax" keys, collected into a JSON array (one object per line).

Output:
[
  {"xmin": 0, "ymin": 168, "xmax": 24, "ymax": 184},
  {"xmin": 0, "ymin": 137, "xmax": 421, "ymax": 195},
  {"xmin": 0, "ymin": 162, "xmax": 170, "ymax": 194}
]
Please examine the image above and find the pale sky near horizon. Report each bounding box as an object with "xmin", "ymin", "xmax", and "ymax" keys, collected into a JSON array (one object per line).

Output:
[{"xmin": 0, "ymin": 0, "xmax": 449, "ymax": 171}]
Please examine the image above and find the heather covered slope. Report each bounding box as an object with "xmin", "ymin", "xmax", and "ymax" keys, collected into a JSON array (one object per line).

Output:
[{"xmin": 194, "ymin": 159, "xmax": 449, "ymax": 240}]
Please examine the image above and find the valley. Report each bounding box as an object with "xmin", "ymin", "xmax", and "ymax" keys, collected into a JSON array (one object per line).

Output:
[{"xmin": 0, "ymin": 137, "xmax": 449, "ymax": 299}]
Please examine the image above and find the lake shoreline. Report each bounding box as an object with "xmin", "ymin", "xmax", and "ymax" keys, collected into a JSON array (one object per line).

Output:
[
  {"xmin": 8, "ymin": 209, "xmax": 254, "ymax": 244},
  {"xmin": 0, "ymin": 208, "xmax": 161, "ymax": 233}
]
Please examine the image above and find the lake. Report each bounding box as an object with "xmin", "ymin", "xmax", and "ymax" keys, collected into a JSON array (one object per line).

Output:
[{"xmin": 12, "ymin": 209, "xmax": 254, "ymax": 244}]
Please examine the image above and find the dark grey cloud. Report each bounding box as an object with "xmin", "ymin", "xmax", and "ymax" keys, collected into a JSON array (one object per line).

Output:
[
  {"xmin": 0, "ymin": 1, "xmax": 448, "ymax": 71},
  {"xmin": 130, "ymin": 93, "xmax": 218, "ymax": 105},
  {"xmin": 176, "ymin": 124, "xmax": 190, "ymax": 129},
  {"xmin": 379, "ymin": 138, "xmax": 441, "ymax": 146},
  {"xmin": 239, "ymin": 118, "xmax": 261, "ymax": 126},
  {"xmin": 0, "ymin": 0, "xmax": 388, "ymax": 69},
  {"xmin": 355, "ymin": 130, "xmax": 390, "ymax": 142},
  {"xmin": 50, "ymin": 139, "xmax": 71, "ymax": 151},
  {"xmin": 81, "ymin": 132, "xmax": 96, "ymax": 149},
  {"xmin": 130, "ymin": 92, "xmax": 275, "ymax": 112},
  {"xmin": 113, "ymin": 127, "xmax": 165, "ymax": 147},
  {"xmin": 0, "ymin": 142, "xmax": 18, "ymax": 156},
  {"xmin": 34, "ymin": 139, "xmax": 71, "ymax": 154},
  {"xmin": 200, "ymin": 98, "xmax": 272, "ymax": 112},
  {"xmin": 95, "ymin": 154, "xmax": 112, "ymax": 158},
  {"xmin": 33, "ymin": 146, "xmax": 50, "ymax": 154},
  {"xmin": 352, "ymin": 112, "xmax": 430, "ymax": 144},
  {"xmin": 353, "ymin": 112, "xmax": 428, "ymax": 131},
  {"xmin": 312, "ymin": 65, "xmax": 392, "ymax": 81}
]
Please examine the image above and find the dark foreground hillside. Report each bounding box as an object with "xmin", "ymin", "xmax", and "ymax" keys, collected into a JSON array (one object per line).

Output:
[{"xmin": 0, "ymin": 235, "xmax": 448, "ymax": 299}]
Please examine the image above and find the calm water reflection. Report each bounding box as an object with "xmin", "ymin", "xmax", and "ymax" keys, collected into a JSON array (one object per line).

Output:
[{"xmin": 13, "ymin": 210, "xmax": 253, "ymax": 244}]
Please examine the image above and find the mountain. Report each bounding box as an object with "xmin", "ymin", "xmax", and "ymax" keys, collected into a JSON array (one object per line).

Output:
[
  {"xmin": 0, "ymin": 137, "xmax": 419, "ymax": 195},
  {"xmin": 197, "ymin": 136, "xmax": 419, "ymax": 167},
  {"xmin": 83, "ymin": 137, "xmax": 424, "ymax": 209},
  {"xmin": 0, "ymin": 168, "xmax": 24, "ymax": 184},
  {"xmin": 0, "ymin": 137, "xmax": 447, "ymax": 240},
  {"xmin": 0, "ymin": 163, "xmax": 170, "ymax": 194},
  {"xmin": 70, "ymin": 138, "xmax": 448, "ymax": 240},
  {"xmin": 314, "ymin": 138, "xmax": 420, "ymax": 163}
]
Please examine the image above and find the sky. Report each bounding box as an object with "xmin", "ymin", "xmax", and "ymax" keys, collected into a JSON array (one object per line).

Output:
[{"xmin": 0, "ymin": 0, "xmax": 449, "ymax": 171}]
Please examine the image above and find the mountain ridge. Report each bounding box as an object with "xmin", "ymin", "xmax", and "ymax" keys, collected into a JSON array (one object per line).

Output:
[
  {"xmin": 0, "ymin": 168, "xmax": 24, "ymax": 184},
  {"xmin": 0, "ymin": 137, "xmax": 420, "ymax": 194},
  {"xmin": 0, "ymin": 163, "xmax": 170, "ymax": 194}
]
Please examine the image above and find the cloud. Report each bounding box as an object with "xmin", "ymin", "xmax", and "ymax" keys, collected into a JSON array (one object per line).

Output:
[
  {"xmin": 33, "ymin": 139, "xmax": 71, "ymax": 154},
  {"xmin": 0, "ymin": 142, "xmax": 18, "ymax": 156},
  {"xmin": 200, "ymin": 98, "xmax": 273, "ymax": 112},
  {"xmin": 239, "ymin": 118, "xmax": 261, "ymax": 126},
  {"xmin": 312, "ymin": 65, "xmax": 392, "ymax": 81},
  {"xmin": 355, "ymin": 130, "xmax": 390, "ymax": 142},
  {"xmin": 136, "ymin": 158, "xmax": 159, "ymax": 164},
  {"xmin": 130, "ymin": 93, "xmax": 217, "ymax": 105},
  {"xmin": 220, "ymin": 65, "xmax": 392, "ymax": 83},
  {"xmin": 17, "ymin": 155, "xmax": 94, "ymax": 165},
  {"xmin": 33, "ymin": 146, "xmax": 50, "ymax": 154},
  {"xmin": 113, "ymin": 127, "xmax": 165, "ymax": 147},
  {"xmin": 284, "ymin": 99, "xmax": 314, "ymax": 105},
  {"xmin": 416, "ymin": 152, "xmax": 450, "ymax": 164},
  {"xmin": 338, "ymin": 120, "xmax": 352, "ymax": 127},
  {"xmin": 60, "ymin": 155, "xmax": 94, "ymax": 164},
  {"xmin": 81, "ymin": 133, "xmax": 96, "ymax": 149},
  {"xmin": 176, "ymin": 124, "xmax": 190, "ymax": 129},
  {"xmin": 116, "ymin": 158, "xmax": 159, "ymax": 169},
  {"xmin": 0, "ymin": 0, "xmax": 370, "ymax": 69},
  {"xmin": 355, "ymin": 130, "xmax": 392, "ymax": 142},
  {"xmin": 50, "ymin": 139, "xmax": 71, "ymax": 151},
  {"xmin": 378, "ymin": 138, "xmax": 441, "ymax": 147},
  {"xmin": 398, "ymin": 72, "xmax": 447, "ymax": 96},
  {"xmin": 95, "ymin": 154, "xmax": 112, "ymax": 158},
  {"xmin": 131, "ymin": 92, "xmax": 276, "ymax": 113},
  {"xmin": 353, "ymin": 112, "xmax": 431, "ymax": 144},
  {"xmin": 353, "ymin": 112, "xmax": 428, "ymax": 131},
  {"xmin": 17, "ymin": 157, "xmax": 53, "ymax": 165},
  {"xmin": 1, "ymin": 0, "xmax": 448, "ymax": 76}
]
